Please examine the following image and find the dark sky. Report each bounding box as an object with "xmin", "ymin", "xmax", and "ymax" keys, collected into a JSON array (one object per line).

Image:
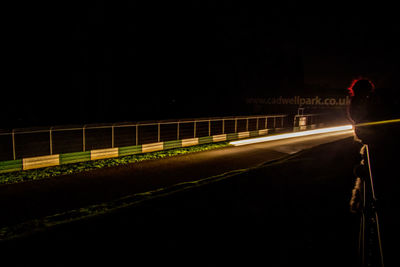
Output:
[
  {"xmin": 298, "ymin": 2, "xmax": 398, "ymax": 89},
  {"xmin": 2, "ymin": 1, "xmax": 399, "ymax": 128}
]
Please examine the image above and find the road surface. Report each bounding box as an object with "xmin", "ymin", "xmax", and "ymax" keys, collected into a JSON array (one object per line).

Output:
[
  {"xmin": 2, "ymin": 129, "xmax": 363, "ymax": 267},
  {"xmin": 0, "ymin": 130, "xmax": 353, "ymax": 228}
]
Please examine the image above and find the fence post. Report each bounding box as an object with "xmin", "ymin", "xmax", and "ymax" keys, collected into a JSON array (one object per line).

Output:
[
  {"xmin": 274, "ymin": 117, "xmax": 276, "ymax": 129},
  {"xmin": 256, "ymin": 117, "xmax": 259, "ymax": 130},
  {"xmin": 177, "ymin": 122, "xmax": 180, "ymax": 140},
  {"xmin": 281, "ymin": 116, "xmax": 284, "ymax": 128},
  {"xmin": 235, "ymin": 118, "xmax": 237, "ymax": 133},
  {"xmin": 246, "ymin": 118, "xmax": 249, "ymax": 132},
  {"xmin": 49, "ymin": 127, "xmax": 53, "ymax": 155},
  {"xmin": 265, "ymin": 117, "xmax": 268, "ymax": 129},
  {"xmin": 136, "ymin": 124, "xmax": 139, "ymax": 146},
  {"xmin": 158, "ymin": 123, "xmax": 161, "ymax": 142},
  {"xmin": 194, "ymin": 121, "xmax": 197, "ymax": 138},
  {"xmin": 83, "ymin": 125, "xmax": 86, "ymax": 152},
  {"xmin": 111, "ymin": 125, "xmax": 115, "ymax": 148},
  {"xmin": 12, "ymin": 130, "xmax": 16, "ymax": 160},
  {"xmin": 208, "ymin": 120, "xmax": 211, "ymax": 136},
  {"xmin": 222, "ymin": 119, "xmax": 225, "ymax": 134}
]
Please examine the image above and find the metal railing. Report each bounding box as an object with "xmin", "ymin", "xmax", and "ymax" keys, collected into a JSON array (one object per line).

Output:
[{"xmin": 0, "ymin": 115, "xmax": 288, "ymax": 161}]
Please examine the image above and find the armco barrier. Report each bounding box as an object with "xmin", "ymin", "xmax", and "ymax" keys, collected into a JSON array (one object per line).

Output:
[
  {"xmin": 0, "ymin": 159, "xmax": 23, "ymax": 173},
  {"xmin": 0, "ymin": 128, "xmax": 277, "ymax": 173},
  {"xmin": 0, "ymin": 115, "xmax": 290, "ymax": 161},
  {"xmin": 0, "ymin": 114, "xmax": 326, "ymax": 174},
  {"xmin": 22, "ymin": 155, "xmax": 60, "ymax": 170},
  {"xmin": 0, "ymin": 115, "xmax": 293, "ymax": 161},
  {"xmin": 60, "ymin": 151, "xmax": 91, "ymax": 165}
]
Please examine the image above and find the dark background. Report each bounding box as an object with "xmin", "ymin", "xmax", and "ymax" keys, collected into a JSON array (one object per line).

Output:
[{"xmin": 2, "ymin": 1, "xmax": 399, "ymax": 129}]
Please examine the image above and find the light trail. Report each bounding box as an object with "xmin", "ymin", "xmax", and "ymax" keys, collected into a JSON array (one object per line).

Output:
[
  {"xmin": 230, "ymin": 125, "xmax": 354, "ymax": 146},
  {"xmin": 356, "ymin": 118, "xmax": 400, "ymax": 127}
]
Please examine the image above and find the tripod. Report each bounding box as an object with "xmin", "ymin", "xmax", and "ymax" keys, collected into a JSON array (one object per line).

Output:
[{"xmin": 354, "ymin": 144, "xmax": 384, "ymax": 267}]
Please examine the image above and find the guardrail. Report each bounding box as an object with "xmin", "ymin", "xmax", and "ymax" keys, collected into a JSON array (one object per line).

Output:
[{"xmin": 0, "ymin": 115, "xmax": 294, "ymax": 173}]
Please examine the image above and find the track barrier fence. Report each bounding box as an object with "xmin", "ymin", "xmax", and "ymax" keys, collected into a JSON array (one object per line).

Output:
[{"xmin": 0, "ymin": 114, "xmax": 326, "ymax": 173}]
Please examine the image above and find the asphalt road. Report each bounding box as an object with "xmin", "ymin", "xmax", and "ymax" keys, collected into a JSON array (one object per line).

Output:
[
  {"xmin": 1, "ymin": 130, "xmax": 363, "ymax": 267},
  {"xmin": 2, "ymin": 127, "xmax": 399, "ymax": 266},
  {"xmin": 0, "ymin": 130, "xmax": 354, "ymax": 228}
]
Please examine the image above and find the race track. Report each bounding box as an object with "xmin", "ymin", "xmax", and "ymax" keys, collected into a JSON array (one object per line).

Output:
[{"xmin": 0, "ymin": 129, "xmax": 354, "ymax": 228}]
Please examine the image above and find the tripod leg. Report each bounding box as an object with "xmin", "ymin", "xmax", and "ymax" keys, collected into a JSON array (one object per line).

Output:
[
  {"xmin": 358, "ymin": 213, "xmax": 364, "ymax": 266},
  {"xmin": 364, "ymin": 145, "xmax": 385, "ymax": 267},
  {"xmin": 359, "ymin": 178, "xmax": 366, "ymax": 267}
]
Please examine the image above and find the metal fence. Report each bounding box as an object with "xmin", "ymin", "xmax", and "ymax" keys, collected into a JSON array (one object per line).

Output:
[{"xmin": 0, "ymin": 115, "xmax": 288, "ymax": 161}]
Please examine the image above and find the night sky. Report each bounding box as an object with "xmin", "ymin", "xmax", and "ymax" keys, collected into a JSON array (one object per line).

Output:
[{"xmin": 3, "ymin": 1, "xmax": 399, "ymax": 129}]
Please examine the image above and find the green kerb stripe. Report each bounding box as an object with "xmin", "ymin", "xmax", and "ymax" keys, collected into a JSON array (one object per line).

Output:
[
  {"xmin": 198, "ymin": 136, "xmax": 213, "ymax": 144},
  {"xmin": 0, "ymin": 159, "xmax": 23, "ymax": 173},
  {"xmin": 118, "ymin": 145, "xmax": 142, "ymax": 156},
  {"xmin": 227, "ymin": 133, "xmax": 239, "ymax": 140},
  {"xmin": 249, "ymin": 130, "xmax": 259, "ymax": 137},
  {"xmin": 164, "ymin": 140, "xmax": 182, "ymax": 150},
  {"xmin": 60, "ymin": 151, "xmax": 91, "ymax": 165}
]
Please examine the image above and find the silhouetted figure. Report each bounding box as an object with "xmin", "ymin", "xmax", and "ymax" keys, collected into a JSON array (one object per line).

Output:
[
  {"xmin": 348, "ymin": 78, "xmax": 400, "ymax": 266},
  {"xmin": 348, "ymin": 78, "xmax": 400, "ymax": 145}
]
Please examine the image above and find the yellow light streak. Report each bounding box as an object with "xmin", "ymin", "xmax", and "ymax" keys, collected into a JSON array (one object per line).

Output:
[
  {"xmin": 230, "ymin": 125, "xmax": 354, "ymax": 146},
  {"xmin": 356, "ymin": 118, "xmax": 400, "ymax": 127}
]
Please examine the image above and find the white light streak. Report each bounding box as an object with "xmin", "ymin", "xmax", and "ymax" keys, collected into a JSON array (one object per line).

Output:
[{"xmin": 230, "ymin": 125, "xmax": 354, "ymax": 146}]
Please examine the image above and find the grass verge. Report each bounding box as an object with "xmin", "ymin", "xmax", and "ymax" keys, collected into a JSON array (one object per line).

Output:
[{"xmin": 0, "ymin": 142, "xmax": 230, "ymax": 185}]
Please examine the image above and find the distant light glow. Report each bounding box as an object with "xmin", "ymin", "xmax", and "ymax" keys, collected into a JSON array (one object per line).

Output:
[{"xmin": 230, "ymin": 125, "xmax": 354, "ymax": 146}]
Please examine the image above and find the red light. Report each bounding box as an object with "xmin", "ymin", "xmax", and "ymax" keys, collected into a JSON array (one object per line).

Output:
[{"xmin": 348, "ymin": 77, "xmax": 375, "ymax": 97}]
